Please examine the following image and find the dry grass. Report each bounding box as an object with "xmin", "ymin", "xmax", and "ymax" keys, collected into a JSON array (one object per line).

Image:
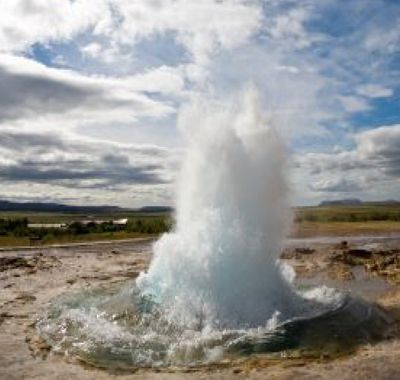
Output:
[
  {"xmin": 295, "ymin": 204, "xmax": 400, "ymax": 223},
  {"xmin": 292, "ymin": 220, "xmax": 400, "ymax": 238},
  {"xmin": 0, "ymin": 231, "xmax": 152, "ymax": 247}
]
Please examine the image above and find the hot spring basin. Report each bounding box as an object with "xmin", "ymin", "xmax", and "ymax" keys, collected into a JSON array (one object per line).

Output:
[{"xmin": 36, "ymin": 281, "xmax": 392, "ymax": 371}]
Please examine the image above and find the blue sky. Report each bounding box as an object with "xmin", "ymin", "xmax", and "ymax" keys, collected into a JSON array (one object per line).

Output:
[{"xmin": 0, "ymin": 0, "xmax": 399, "ymax": 206}]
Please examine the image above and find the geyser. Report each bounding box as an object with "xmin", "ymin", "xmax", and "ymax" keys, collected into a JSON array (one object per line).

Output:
[
  {"xmin": 137, "ymin": 88, "xmax": 304, "ymax": 328},
  {"xmin": 37, "ymin": 88, "xmax": 390, "ymax": 369}
]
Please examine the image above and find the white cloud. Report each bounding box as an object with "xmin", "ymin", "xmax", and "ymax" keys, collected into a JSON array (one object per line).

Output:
[
  {"xmin": 363, "ymin": 23, "xmax": 400, "ymax": 54},
  {"xmin": 266, "ymin": 7, "xmax": 315, "ymax": 49},
  {"xmin": 297, "ymin": 124, "xmax": 400, "ymax": 200},
  {"xmin": 106, "ymin": 0, "xmax": 262, "ymax": 64},
  {"xmin": 275, "ymin": 65, "xmax": 300, "ymax": 74},
  {"xmin": 338, "ymin": 95, "xmax": 371, "ymax": 113},
  {"xmin": 0, "ymin": 128, "xmax": 179, "ymax": 207},
  {"xmin": 356, "ymin": 84, "xmax": 393, "ymax": 99},
  {"xmin": 0, "ymin": 0, "xmax": 108, "ymax": 53},
  {"xmin": 126, "ymin": 65, "xmax": 185, "ymax": 96},
  {"xmin": 356, "ymin": 125, "xmax": 400, "ymax": 174},
  {"xmin": 309, "ymin": 178, "xmax": 363, "ymax": 193},
  {"xmin": 0, "ymin": 0, "xmax": 399, "ymax": 205},
  {"xmin": 81, "ymin": 42, "xmax": 103, "ymax": 58},
  {"xmin": 0, "ymin": 1, "xmax": 228, "ymax": 205},
  {"xmin": 0, "ymin": 1, "xmax": 263, "ymax": 81},
  {"xmin": 0, "ymin": 54, "xmax": 179, "ymax": 128}
]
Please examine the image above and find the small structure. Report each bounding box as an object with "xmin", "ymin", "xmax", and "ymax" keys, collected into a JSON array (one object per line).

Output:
[
  {"xmin": 27, "ymin": 219, "xmax": 128, "ymax": 229},
  {"xmin": 28, "ymin": 223, "xmax": 67, "ymax": 229},
  {"xmin": 113, "ymin": 218, "xmax": 128, "ymax": 225},
  {"xmin": 80, "ymin": 219, "xmax": 128, "ymax": 226}
]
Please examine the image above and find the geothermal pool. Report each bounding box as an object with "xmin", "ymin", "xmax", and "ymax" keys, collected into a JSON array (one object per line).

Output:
[
  {"xmin": 37, "ymin": 89, "xmax": 392, "ymax": 370},
  {"xmin": 37, "ymin": 281, "xmax": 390, "ymax": 370}
]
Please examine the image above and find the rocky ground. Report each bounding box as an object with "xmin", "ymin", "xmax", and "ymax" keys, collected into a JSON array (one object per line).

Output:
[{"xmin": 1, "ymin": 236, "xmax": 400, "ymax": 379}]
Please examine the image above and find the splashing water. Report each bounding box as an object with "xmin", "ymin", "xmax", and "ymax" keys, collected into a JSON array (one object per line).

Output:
[
  {"xmin": 37, "ymin": 88, "xmax": 391, "ymax": 369},
  {"xmin": 137, "ymin": 88, "xmax": 304, "ymax": 328}
]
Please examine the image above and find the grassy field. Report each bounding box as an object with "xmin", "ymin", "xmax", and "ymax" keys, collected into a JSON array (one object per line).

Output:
[
  {"xmin": 0, "ymin": 231, "xmax": 153, "ymax": 247},
  {"xmin": 0, "ymin": 204, "xmax": 400, "ymax": 247},
  {"xmin": 0, "ymin": 211, "xmax": 172, "ymax": 247},
  {"xmin": 292, "ymin": 221, "xmax": 400, "ymax": 238},
  {"xmin": 0, "ymin": 210, "xmax": 170, "ymax": 224},
  {"xmin": 294, "ymin": 204, "xmax": 400, "ymax": 223},
  {"xmin": 292, "ymin": 204, "xmax": 400, "ymax": 237}
]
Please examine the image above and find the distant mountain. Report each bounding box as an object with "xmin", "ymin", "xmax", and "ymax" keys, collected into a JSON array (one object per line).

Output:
[
  {"xmin": 137, "ymin": 206, "xmax": 173, "ymax": 213},
  {"xmin": 0, "ymin": 200, "xmax": 175, "ymax": 214},
  {"xmin": 319, "ymin": 199, "xmax": 363, "ymax": 206},
  {"xmin": 319, "ymin": 199, "xmax": 400, "ymax": 206},
  {"xmin": 0, "ymin": 200, "xmax": 128, "ymax": 213}
]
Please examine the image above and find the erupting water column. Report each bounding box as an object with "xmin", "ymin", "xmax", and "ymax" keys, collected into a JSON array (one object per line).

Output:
[{"xmin": 137, "ymin": 88, "xmax": 304, "ymax": 329}]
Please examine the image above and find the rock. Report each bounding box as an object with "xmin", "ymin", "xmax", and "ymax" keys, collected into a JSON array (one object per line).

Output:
[
  {"xmin": 97, "ymin": 274, "xmax": 112, "ymax": 280},
  {"xmin": 0, "ymin": 312, "xmax": 9, "ymax": 326},
  {"xmin": 330, "ymin": 251, "xmax": 344, "ymax": 261},
  {"xmin": 27, "ymin": 334, "xmax": 51, "ymax": 359},
  {"xmin": 295, "ymin": 247, "xmax": 315, "ymax": 255},
  {"xmin": 0, "ymin": 255, "xmax": 60, "ymax": 273},
  {"xmin": 15, "ymin": 292, "xmax": 36, "ymax": 302},
  {"xmin": 0, "ymin": 257, "xmax": 32, "ymax": 271},
  {"xmin": 364, "ymin": 262, "xmax": 379, "ymax": 272},
  {"xmin": 121, "ymin": 270, "xmax": 139, "ymax": 278},
  {"xmin": 334, "ymin": 249, "xmax": 374, "ymax": 266},
  {"xmin": 280, "ymin": 249, "xmax": 295, "ymax": 259},
  {"xmin": 346, "ymin": 249, "xmax": 372, "ymax": 259},
  {"xmin": 375, "ymin": 249, "xmax": 400, "ymax": 256},
  {"xmin": 328, "ymin": 264, "xmax": 354, "ymax": 281}
]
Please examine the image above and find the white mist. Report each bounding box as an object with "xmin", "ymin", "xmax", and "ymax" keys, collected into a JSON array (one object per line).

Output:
[{"xmin": 137, "ymin": 87, "xmax": 303, "ymax": 328}]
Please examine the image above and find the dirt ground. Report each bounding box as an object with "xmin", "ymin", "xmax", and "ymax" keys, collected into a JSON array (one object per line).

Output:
[{"xmin": 1, "ymin": 236, "xmax": 400, "ymax": 380}]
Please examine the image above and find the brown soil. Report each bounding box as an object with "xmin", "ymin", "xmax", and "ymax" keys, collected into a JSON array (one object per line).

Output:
[{"xmin": 1, "ymin": 237, "xmax": 400, "ymax": 379}]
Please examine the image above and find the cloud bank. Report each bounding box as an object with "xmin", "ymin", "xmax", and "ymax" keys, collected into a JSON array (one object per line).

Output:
[
  {"xmin": 0, "ymin": 1, "xmax": 399, "ymax": 205},
  {"xmin": 296, "ymin": 125, "xmax": 400, "ymax": 203}
]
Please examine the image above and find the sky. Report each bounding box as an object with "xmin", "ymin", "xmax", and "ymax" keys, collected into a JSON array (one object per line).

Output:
[{"xmin": 0, "ymin": 0, "xmax": 399, "ymax": 207}]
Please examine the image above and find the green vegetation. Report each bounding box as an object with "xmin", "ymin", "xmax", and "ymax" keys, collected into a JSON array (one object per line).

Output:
[
  {"xmin": 0, "ymin": 212, "xmax": 172, "ymax": 247},
  {"xmin": 295, "ymin": 204, "xmax": 400, "ymax": 223},
  {"xmin": 1, "ymin": 204, "xmax": 400, "ymax": 246},
  {"xmin": 0, "ymin": 210, "xmax": 171, "ymax": 224},
  {"xmin": 292, "ymin": 204, "xmax": 400, "ymax": 237}
]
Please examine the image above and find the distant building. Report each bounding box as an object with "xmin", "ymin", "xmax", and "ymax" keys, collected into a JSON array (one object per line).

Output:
[
  {"xmin": 80, "ymin": 218, "xmax": 128, "ymax": 225},
  {"xmin": 113, "ymin": 218, "xmax": 128, "ymax": 225},
  {"xmin": 28, "ymin": 223, "xmax": 67, "ymax": 229},
  {"xmin": 28, "ymin": 218, "xmax": 128, "ymax": 229},
  {"xmin": 80, "ymin": 220, "xmax": 107, "ymax": 225}
]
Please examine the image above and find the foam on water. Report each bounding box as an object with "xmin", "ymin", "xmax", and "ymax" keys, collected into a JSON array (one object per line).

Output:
[{"xmin": 37, "ymin": 281, "xmax": 389, "ymax": 369}]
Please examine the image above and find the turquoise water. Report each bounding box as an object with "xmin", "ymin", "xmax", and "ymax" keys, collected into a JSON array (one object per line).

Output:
[{"xmin": 37, "ymin": 281, "xmax": 391, "ymax": 370}]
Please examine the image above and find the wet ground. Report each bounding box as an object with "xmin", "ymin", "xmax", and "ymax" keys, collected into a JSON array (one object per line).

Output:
[{"xmin": 1, "ymin": 236, "xmax": 400, "ymax": 379}]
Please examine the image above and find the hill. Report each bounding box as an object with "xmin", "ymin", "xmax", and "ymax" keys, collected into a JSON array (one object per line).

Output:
[
  {"xmin": 137, "ymin": 206, "xmax": 173, "ymax": 213},
  {"xmin": 319, "ymin": 199, "xmax": 400, "ymax": 207},
  {"xmin": 319, "ymin": 199, "xmax": 363, "ymax": 206},
  {"xmin": 0, "ymin": 200, "xmax": 127, "ymax": 214}
]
